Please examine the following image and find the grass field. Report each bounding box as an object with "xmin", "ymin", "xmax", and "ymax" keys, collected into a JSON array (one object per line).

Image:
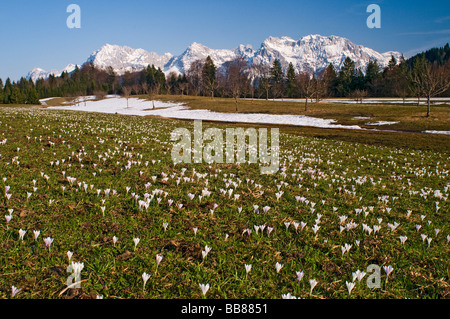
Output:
[
  {"xmin": 145, "ymin": 95, "xmax": 450, "ymax": 154},
  {"xmin": 0, "ymin": 102, "xmax": 449, "ymax": 299},
  {"xmin": 152, "ymin": 95, "xmax": 450, "ymax": 132}
]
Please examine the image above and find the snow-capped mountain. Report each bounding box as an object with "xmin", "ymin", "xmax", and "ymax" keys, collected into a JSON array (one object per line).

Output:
[
  {"xmin": 87, "ymin": 44, "xmax": 173, "ymax": 75},
  {"xmin": 157, "ymin": 34, "xmax": 401, "ymax": 76},
  {"xmin": 251, "ymin": 34, "xmax": 402, "ymax": 75},
  {"xmin": 27, "ymin": 34, "xmax": 402, "ymax": 81},
  {"xmin": 164, "ymin": 42, "xmax": 239, "ymax": 74},
  {"xmin": 26, "ymin": 64, "xmax": 78, "ymax": 82}
]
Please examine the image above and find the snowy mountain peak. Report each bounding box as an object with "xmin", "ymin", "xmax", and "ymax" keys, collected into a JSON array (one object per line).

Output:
[
  {"xmin": 254, "ymin": 34, "xmax": 402, "ymax": 75},
  {"xmin": 263, "ymin": 36, "xmax": 296, "ymax": 48},
  {"xmin": 187, "ymin": 42, "xmax": 209, "ymax": 51},
  {"xmin": 26, "ymin": 64, "xmax": 78, "ymax": 82},
  {"xmin": 27, "ymin": 34, "xmax": 402, "ymax": 81},
  {"xmin": 164, "ymin": 42, "xmax": 238, "ymax": 74},
  {"xmin": 234, "ymin": 44, "xmax": 255, "ymax": 59},
  {"xmin": 26, "ymin": 68, "xmax": 47, "ymax": 82},
  {"xmin": 87, "ymin": 44, "xmax": 173, "ymax": 75}
]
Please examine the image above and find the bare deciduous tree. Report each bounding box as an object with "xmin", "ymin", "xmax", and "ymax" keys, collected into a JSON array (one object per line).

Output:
[
  {"xmin": 141, "ymin": 82, "xmax": 149, "ymax": 96},
  {"xmin": 179, "ymin": 81, "xmax": 188, "ymax": 96},
  {"xmin": 350, "ymin": 89, "xmax": 368, "ymax": 104},
  {"xmin": 222, "ymin": 57, "xmax": 250, "ymax": 112},
  {"xmin": 410, "ymin": 56, "xmax": 450, "ymax": 116},
  {"xmin": 296, "ymin": 72, "xmax": 315, "ymax": 111},
  {"xmin": 94, "ymin": 90, "xmax": 107, "ymax": 101},
  {"xmin": 186, "ymin": 59, "xmax": 204, "ymax": 96},
  {"xmin": 253, "ymin": 64, "xmax": 271, "ymax": 100},
  {"xmin": 313, "ymin": 70, "xmax": 329, "ymax": 102},
  {"xmin": 122, "ymin": 86, "xmax": 131, "ymax": 108}
]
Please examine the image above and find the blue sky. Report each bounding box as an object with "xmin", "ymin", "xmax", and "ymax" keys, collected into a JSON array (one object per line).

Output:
[{"xmin": 0, "ymin": 0, "xmax": 449, "ymax": 81}]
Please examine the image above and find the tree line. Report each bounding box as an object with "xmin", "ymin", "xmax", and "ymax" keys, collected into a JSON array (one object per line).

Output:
[{"xmin": 1, "ymin": 43, "xmax": 449, "ymax": 116}]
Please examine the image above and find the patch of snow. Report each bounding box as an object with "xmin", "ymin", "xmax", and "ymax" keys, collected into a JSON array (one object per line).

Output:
[
  {"xmin": 365, "ymin": 121, "xmax": 399, "ymax": 126},
  {"xmin": 48, "ymin": 97, "xmax": 363, "ymax": 130},
  {"xmin": 423, "ymin": 130, "xmax": 450, "ymax": 135},
  {"xmin": 39, "ymin": 97, "xmax": 60, "ymax": 102}
]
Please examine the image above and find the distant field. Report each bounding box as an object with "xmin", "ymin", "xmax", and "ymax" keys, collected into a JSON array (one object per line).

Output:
[
  {"xmin": 152, "ymin": 95, "xmax": 450, "ymax": 133},
  {"xmin": 0, "ymin": 105, "xmax": 448, "ymax": 299},
  {"xmin": 138, "ymin": 95, "xmax": 450, "ymax": 154},
  {"xmin": 34, "ymin": 95, "xmax": 450, "ymax": 153}
]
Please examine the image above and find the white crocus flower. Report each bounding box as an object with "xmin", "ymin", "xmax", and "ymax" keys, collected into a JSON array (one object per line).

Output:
[
  {"xmin": 346, "ymin": 281, "xmax": 356, "ymax": 295},
  {"xmin": 309, "ymin": 279, "xmax": 318, "ymax": 294},
  {"xmin": 142, "ymin": 272, "xmax": 151, "ymax": 291},
  {"xmin": 275, "ymin": 262, "xmax": 284, "ymax": 273},
  {"xmin": 18, "ymin": 229, "xmax": 26, "ymax": 241},
  {"xmin": 199, "ymin": 283, "xmax": 210, "ymax": 296},
  {"xmin": 133, "ymin": 237, "xmax": 140, "ymax": 251}
]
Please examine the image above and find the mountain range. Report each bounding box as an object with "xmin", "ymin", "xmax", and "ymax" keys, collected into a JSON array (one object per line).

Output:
[{"xmin": 26, "ymin": 34, "xmax": 402, "ymax": 82}]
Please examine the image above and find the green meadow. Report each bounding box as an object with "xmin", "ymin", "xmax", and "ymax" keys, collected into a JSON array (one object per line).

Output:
[{"xmin": 0, "ymin": 101, "xmax": 448, "ymax": 299}]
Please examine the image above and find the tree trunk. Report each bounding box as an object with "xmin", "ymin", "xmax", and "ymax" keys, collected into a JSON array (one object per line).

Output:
[
  {"xmin": 427, "ymin": 95, "xmax": 430, "ymax": 117},
  {"xmin": 235, "ymin": 96, "xmax": 238, "ymax": 112},
  {"xmin": 304, "ymin": 97, "xmax": 308, "ymax": 112}
]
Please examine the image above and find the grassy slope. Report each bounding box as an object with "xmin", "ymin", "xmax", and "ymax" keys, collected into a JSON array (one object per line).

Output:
[{"xmin": 0, "ymin": 106, "xmax": 448, "ymax": 299}]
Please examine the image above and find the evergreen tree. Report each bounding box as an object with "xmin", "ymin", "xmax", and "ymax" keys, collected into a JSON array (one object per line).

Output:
[
  {"xmin": 3, "ymin": 78, "xmax": 12, "ymax": 104},
  {"xmin": 10, "ymin": 86, "xmax": 25, "ymax": 104},
  {"xmin": 366, "ymin": 60, "xmax": 380, "ymax": 83},
  {"xmin": 61, "ymin": 71, "xmax": 70, "ymax": 81},
  {"xmin": 145, "ymin": 65, "xmax": 156, "ymax": 86},
  {"xmin": 258, "ymin": 75, "xmax": 270, "ymax": 100},
  {"xmin": 322, "ymin": 63, "xmax": 338, "ymax": 97},
  {"xmin": 168, "ymin": 73, "xmax": 179, "ymax": 94},
  {"xmin": 270, "ymin": 59, "xmax": 284, "ymax": 99},
  {"xmin": 72, "ymin": 65, "xmax": 81, "ymax": 83},
  {"xmin": 393, "ymin": 56, "xmax": 410, "ymax": 102},
  {"xmin": 387, "ymin": 55, "xmax": 397, "ymax": 71},
  {"xmin": 285, "ymin": 62, "xmax": 297, "ymax": 97},
  {"xmin": 407, "ymin": 43, "xmax": 450, "ymax": 68},
  {"xmin": 27, "ymin": 87, "xmax": 40, "ymax": 104},
  {"xmin": 337, "ymin": 57, "xmax": 356, "ymax": 96},
  {"xmin": 202, "ymin": 56, "xmax": 217, "ymax": 98},
  {"xmin": 353, "ymin": 69, "xmax": 365, "ymax": 91},
  {"xmin": 365, "ymin": 59, "xmax": 381, "ymax": 96},
  {"xmin": 107, "ymin": 67, "xmax": 117, "ymax": 94},
  {"xmin": 155, "ymin": 67, "xmax": 166, "ymax": 94}
]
